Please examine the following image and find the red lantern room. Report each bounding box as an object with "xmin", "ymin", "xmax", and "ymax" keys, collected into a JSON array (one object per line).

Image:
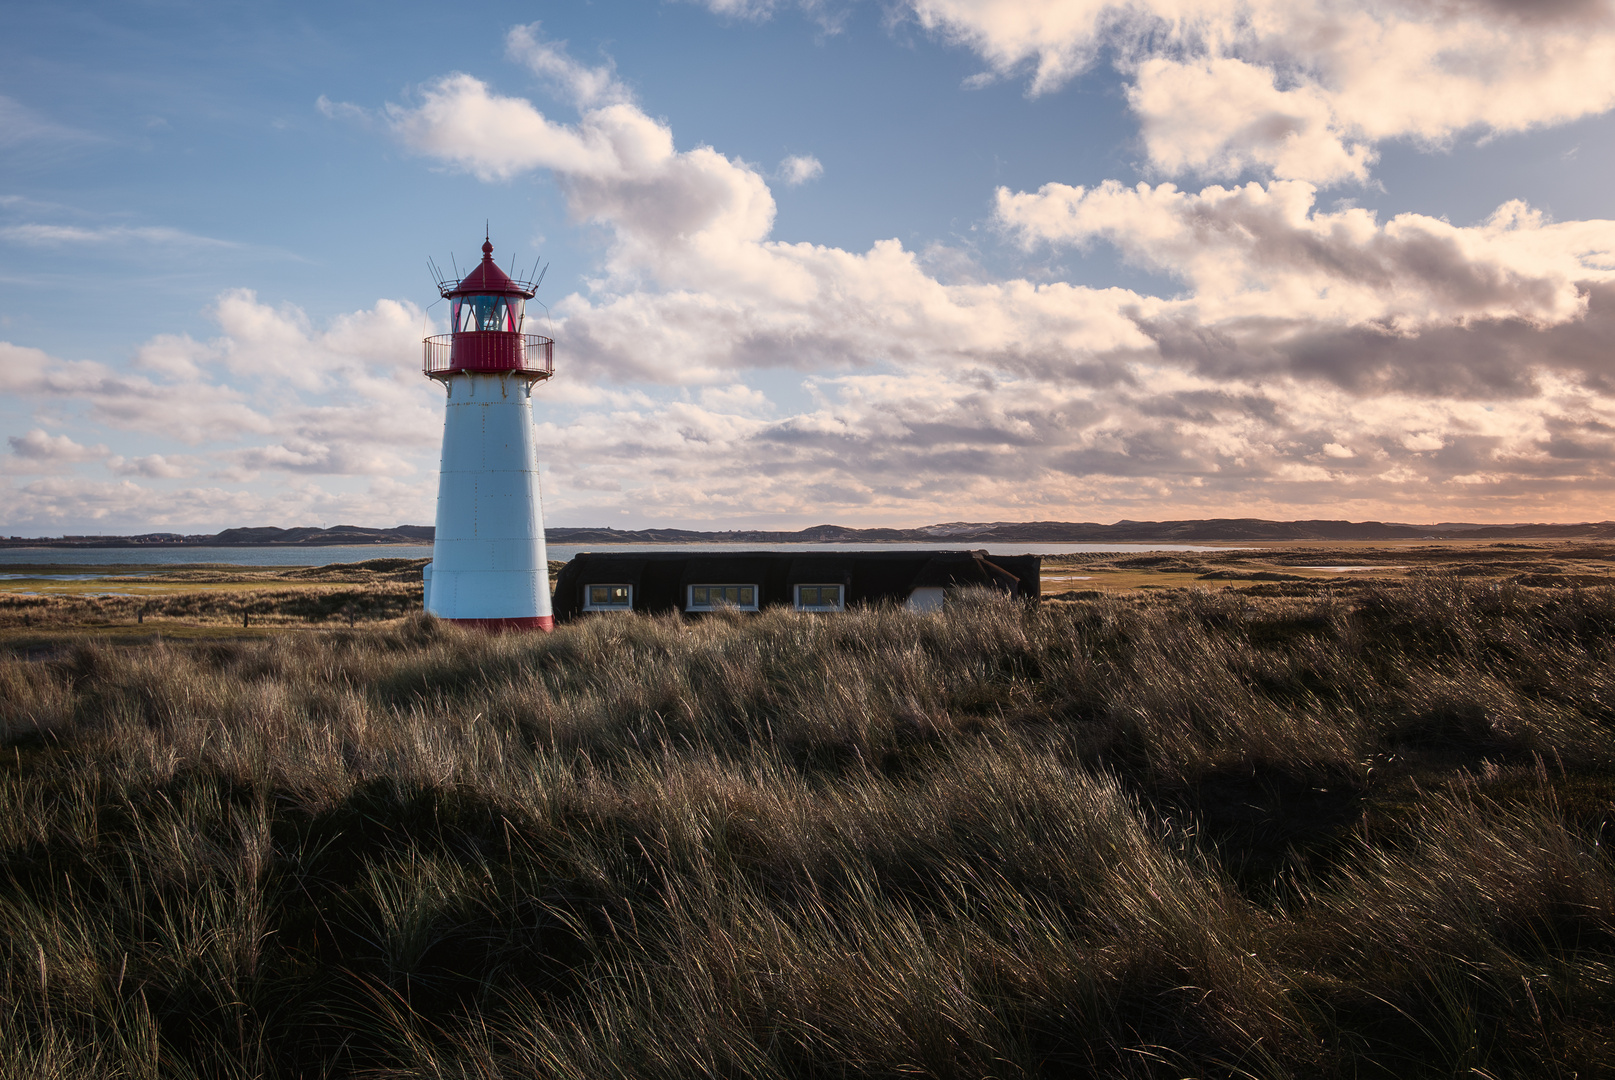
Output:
[{"xmin": 422, "ymin": 239, "xmax": 554, "ymax": 380}]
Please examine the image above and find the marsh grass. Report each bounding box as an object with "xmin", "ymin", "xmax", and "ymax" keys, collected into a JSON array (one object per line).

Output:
[
  {"xmin": 1, "ymin": 580, "xmax": 1613, "ymax": 1077},
  {"xmin": 0, "ymin": 583, "xmax": 425, "ymax": 631}
]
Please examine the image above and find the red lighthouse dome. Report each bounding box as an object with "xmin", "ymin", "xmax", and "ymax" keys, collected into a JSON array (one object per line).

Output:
[{"xmin": 423, "ymin": 238, "xmax": 553, "ymax": 380}]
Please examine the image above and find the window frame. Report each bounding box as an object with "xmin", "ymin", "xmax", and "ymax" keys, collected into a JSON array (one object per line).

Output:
[
  {"xmin": 582, "ymin": 583, "xmax": 634, "ymax": 611},
  {"xmin": 685, "ymin": 584, "xmax": 759, "ymax": 612},
  {"xmin": 793, "ymin": 584, "xmax": 845, "ymax": 612},
  {"xmin": 451, "ymin": 294, "xmax": 524, "ymax": 333}
]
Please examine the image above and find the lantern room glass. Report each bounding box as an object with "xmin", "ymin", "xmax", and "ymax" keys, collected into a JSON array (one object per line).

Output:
[{"xmin": 452, "ymin": 295, "xmax": 524, "ymax": 333}]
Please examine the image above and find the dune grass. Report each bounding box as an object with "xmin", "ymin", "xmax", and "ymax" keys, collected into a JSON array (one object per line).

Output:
[
  {"xmin": 1, "ymin": 578, "xmax": 1613, "ymax": 1077},
  {"xmin": 0, "ymin": 582, "xmax": 425, "ymax": 632}
]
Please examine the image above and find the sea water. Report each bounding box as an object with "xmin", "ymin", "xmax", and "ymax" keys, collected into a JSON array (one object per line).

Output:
[{"xmin": 0, "ymin": 541, "xmax": 1243, "ymax": 569}]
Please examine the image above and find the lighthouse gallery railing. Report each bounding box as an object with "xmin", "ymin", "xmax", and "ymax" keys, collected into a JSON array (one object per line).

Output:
[{"xmin": 423, "ymin": 333, "xmax": 554, "ymax": 377}]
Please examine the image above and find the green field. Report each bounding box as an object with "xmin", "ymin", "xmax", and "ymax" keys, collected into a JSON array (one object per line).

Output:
[{"xmin": 2, "ymin": 548, "xmax": 1614, "ymax": 1077}]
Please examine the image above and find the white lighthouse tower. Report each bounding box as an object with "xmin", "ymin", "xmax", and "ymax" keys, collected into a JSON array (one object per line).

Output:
[{"xmin": 420, "ymin": 236, "xmax": 555, "ymax": 631}]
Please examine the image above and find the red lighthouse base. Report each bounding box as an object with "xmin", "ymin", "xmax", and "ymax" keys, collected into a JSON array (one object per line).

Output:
[{"xmin": 445, "ymin": 615, "xmax": 555, "ymax": 633}]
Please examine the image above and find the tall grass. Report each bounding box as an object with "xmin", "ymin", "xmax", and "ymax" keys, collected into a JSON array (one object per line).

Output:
[
  {"xmin": 0, "ymin": 582, "xmax": 424, "ymax": 629},
  {"xmin": 1, "ymin": 579, "xmax": 1613, "ymax": 1077}
]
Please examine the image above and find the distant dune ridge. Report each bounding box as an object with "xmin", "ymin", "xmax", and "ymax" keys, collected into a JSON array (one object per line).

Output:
[{"xmin": 5, "ymin": 518, "xmax": 1615, "ymax": 547}]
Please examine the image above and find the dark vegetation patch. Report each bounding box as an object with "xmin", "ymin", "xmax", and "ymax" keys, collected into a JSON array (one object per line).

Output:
[
  {"xmin": 1196, "ymin": 569, "xmax": 1312, "ymax": 581},
  {"xmin": 1, "ymin": 578, "xmax": 1614, "ymax": 1077}
]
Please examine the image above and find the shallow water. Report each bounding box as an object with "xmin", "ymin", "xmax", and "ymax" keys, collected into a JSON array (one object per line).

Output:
[{"xmin": 0, "ymin": 541, "xmax": 1246, "ymax": 569}]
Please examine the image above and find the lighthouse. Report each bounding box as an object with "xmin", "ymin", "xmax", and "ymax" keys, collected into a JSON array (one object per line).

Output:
[{"xmin": 421, "ymin": 237, "xmax": 556, "ymax": 631}]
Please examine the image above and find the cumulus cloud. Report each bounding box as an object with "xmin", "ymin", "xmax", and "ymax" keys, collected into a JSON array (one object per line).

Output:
[
  {"xmin": 7, "ymin": 428, "xmax": 107, "ymax": 462},
  {"xmin": 0, "ymin": 343, "xmax": 273, "ymax": 445},
  {"xmin": 0, "ymin": 472, "xmax": 436, "ymax": 533},
  {"xmin": 994, "ymin": 176, "xmax": 1615, "ymax": 399},
  {"xmin": 385, "ymin": 48, "xmax": 781, "ymax": 295},
  {"xmin": 1126, "ymin": 57, "xmax": 1376, "ymax": 186},
  {"xmin": 384, "ymin": 74, "xmax": 631, "ymax": 183},
  {"xmin": 351, "ymin": 28, "xmax": 1615, "ymax": 526},
  {"xmin": 904, "ymin": 0, "xmax": 1615, "ymax": 185},
  {"xmin": 0, "ymin": 291, "xmax": 447, "ymax": 530},
  {"xmin": 382, "ymin": 38, "xmax": 1154, "ymax": 385},
  {"xmin": 519, "ymin": 359, "xmax": 1615, "ymax": 526},
  {"xmin": 106, "ymin": 453, "xmax": 194, "ymax": 478},
  {"xmin": 908, "ymin": 0, "xmax": 1119, "ymax": 96},
  {"xmin": 996, "ymin": 179, "xmax": 1615, "ymax": 329},
  {"xmin": 21, "ymin": 19, "xmax": 1615, "ymax": 533}
]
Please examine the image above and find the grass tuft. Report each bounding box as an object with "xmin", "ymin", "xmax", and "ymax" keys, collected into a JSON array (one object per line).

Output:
[{"xmin": 1, "ymin": 580, "xmax": 1613, "ymax": 1076}]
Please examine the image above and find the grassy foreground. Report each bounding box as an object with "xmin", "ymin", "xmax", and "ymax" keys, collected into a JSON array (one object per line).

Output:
[{"xmin": 2, "ymin": 580, "xmax": 1614, "ymax": 1078}]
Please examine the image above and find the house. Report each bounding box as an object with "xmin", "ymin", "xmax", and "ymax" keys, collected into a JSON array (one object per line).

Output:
[{"xmin": 552, "ymin": 549, "xmax": 1041, "ymax": 619}]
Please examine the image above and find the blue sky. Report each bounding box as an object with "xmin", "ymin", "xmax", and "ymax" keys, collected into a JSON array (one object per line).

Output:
[{"xmin": 5, "ymin": 0, "xmax": 1615, "ymax": 533}]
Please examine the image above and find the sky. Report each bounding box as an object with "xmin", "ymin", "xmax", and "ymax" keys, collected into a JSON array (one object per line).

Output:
[{"xmin": 4, "ymin": 0, "xmax": 1615, "ymax": 534}]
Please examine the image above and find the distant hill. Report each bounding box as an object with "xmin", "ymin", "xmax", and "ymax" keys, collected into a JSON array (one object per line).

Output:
[
  {"xmin": 4, "ymin": 518, "xmax": 1614, "ymax": 548},
  {"xmin": 0, "ymin": 525, "xmax": 435, "ymax": 548},
  {"xmin": 546, "ymin": 519, "xmax": 1615, "ymax": 543}
]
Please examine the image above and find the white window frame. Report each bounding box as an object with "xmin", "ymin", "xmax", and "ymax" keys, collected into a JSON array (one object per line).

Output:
[
  {"xmin": 794, "ymin": 584, "xmax": 845, "ymax": 612},
  {"xmin": 685, "ymin": 584, "xmax": 759, "ymax": 612},
  {"xmin": 583, "ymin": 583, "xmax": 634, "ymax": 611}
]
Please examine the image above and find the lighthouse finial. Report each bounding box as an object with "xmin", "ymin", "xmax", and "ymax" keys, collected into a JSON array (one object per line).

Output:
[{"xmin": 481, "ymin": 221, "xmax": 493, "ymax": 258}]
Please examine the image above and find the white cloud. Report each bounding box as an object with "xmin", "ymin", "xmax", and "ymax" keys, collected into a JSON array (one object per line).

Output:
[
  {"xmin": 903, "ymin": 0, "xmax": 1615, "ymax": 185},
  {"xmin": 105, "ymin": 453, "xmax": 194, "ymax": 479},
  {"xmin": 0, "ymin": 223, "xmax": 238, "ymax": 248},
  {"xmin": 519, "ymin": 360, "xmax": 1615, "ymax": 526},
  {"xmin": 384, "ymin": 74, "xmax": 635, "ymax": 183},
  {"xmin": 0, "ymin": 288, "xmax": 445, "ymax": 533},
  {"xmin": 692, "ymin": 0, "xmax": 851, "ymax": 32},
  {"xmin": 995, "ymin": 179, "xmax": 1615, "ymax": 332},
  {"xmin": 357, "ymin": 31, "xmax": 1615, "ymax": 528},
  {"xmin": 699, "ymin": 0, "xmax": 791, "ymax": 18},
  {"xmin": 908, "ymin": 0, "xmax": 1118, "ymax": 96},
  {"xmin": 314, "ymin": 94, "xmax": 371, "ymax": 124},
  {"xmin": 505, "ymin": 23, "xmax": 632, "ymax": 109},
  {"xmin": 699, "ymin": 383, "xmax": 776, "ymax": 415},
  {"xmin": 777, "ymin": 154, "xmax": 824, "ymax": 186},
  {"xmin": 18, "ymin": 22, "xmax": 1615, "ymax": 533},
  {"xmin": 1127, "ymin": 57, "xmax": 1376, "ymax": 185},
  {"xmin": 0, "ymin": 473, "xmax": 436, "ymax": 533},
  {"xmin": 7, "ymin": 428, "xmax": 107, "ymax": 462}
]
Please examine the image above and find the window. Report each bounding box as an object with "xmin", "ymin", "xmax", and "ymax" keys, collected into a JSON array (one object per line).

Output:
[
  {"xmin": 452, "ymin": 295, "xmax": 523, "ymax": 333},
  {"xmin": 584, "ymin": 584, "xmax": 632, "ymax": 611},
  {"xmin": 794, "ymin": 584, "xmax": 844, "ymax": 611},
  {"xmin": 686, "ymin": 584, "xmax": 758, "ymax": 611}
]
